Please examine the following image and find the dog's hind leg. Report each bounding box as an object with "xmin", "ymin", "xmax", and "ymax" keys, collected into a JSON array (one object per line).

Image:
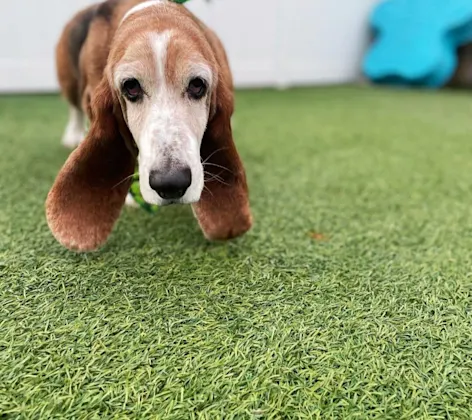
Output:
[{"xmin": 56, "ymin": 5, "xmax": 96, "ymax": 149}]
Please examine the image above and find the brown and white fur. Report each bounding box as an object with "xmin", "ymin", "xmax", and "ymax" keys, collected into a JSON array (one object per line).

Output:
[{"xmin": 48, "ymin": 0, "xmax": 252, "ymax": 252}]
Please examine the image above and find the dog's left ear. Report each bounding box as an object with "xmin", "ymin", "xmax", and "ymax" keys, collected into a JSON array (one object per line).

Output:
[
  {"xmin": 46, "ymin": 78, "xmax": 136, "ymax": 252},
  {"xmin": 192, "ymin": 79, "xmax": 252, "ymax": 240}
]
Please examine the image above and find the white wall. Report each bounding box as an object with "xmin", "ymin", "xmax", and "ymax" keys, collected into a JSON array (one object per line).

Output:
[
  {"xmin": 0, "ymin": 0, "xmax": 377, "ymax": 93},
  {"xmin": 187, "ymin": 0, "xmax": 377, "ymax": 88},
  {"xmin": 0, "ymin": 0, "xmax": 96, "ymax": 93}
]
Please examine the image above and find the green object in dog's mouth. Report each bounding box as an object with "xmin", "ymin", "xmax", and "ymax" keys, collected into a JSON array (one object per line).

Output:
[{"xmin": 129, "ymin": 173, "xmax": 159, "ymax": 214}]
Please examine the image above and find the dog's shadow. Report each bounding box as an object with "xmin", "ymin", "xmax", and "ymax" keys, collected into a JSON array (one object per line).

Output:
[
  {"xmin": 116, "ymin": 205, "xmax": 205, "ymax": 247},
  {"xmin": 102, "ymin": 203, "xmax": 252, "ymax": 259},
  {"xmin": 42, "ymin": 202, "xmax": 255, "ymax": 295}
]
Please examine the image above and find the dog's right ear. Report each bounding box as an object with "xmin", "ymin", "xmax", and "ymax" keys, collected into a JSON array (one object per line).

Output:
[{"xmin": 46, "ymin": 78, "xmax": 136, "ymax": 252}]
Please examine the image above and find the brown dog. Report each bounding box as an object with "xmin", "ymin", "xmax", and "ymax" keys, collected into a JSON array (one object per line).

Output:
[{"xmin": 47, "ymin": 0, "xmax": 252, "ymax": 252}]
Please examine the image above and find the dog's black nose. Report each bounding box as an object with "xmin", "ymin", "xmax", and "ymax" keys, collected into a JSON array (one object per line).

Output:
[{"xmin": 149, "ymin": 167, "xmax": 192, "ymax": 200}]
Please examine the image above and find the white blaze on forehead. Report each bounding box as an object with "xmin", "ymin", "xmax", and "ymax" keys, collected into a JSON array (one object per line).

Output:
[
  {"xmin": 151, "ymin": 31, "xmax": 172, "ymax": 85},
  {"xmin": 121, "ymin": 0, "xmax": 166, "ymax": 24}
]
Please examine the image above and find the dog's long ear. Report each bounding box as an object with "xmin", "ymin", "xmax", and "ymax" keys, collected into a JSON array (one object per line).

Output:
[
  {"xmin": 46, "ymin": 78, "xmax": 136, "ymax": 252},
  {"xmin": 192, "ymin": 80, "xmax": 252, "ymax": 240}
]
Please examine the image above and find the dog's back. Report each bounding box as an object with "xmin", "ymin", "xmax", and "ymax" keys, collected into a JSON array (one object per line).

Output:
[{"xmin": 56, "ymin": 4, "xmax": 98, "ymax": 109}]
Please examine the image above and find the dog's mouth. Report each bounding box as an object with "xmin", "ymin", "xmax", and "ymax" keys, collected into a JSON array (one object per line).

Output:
[
  {"xmin": 159, "ymin": 194, "xmax": 202, "ymax": 206},
  {"xmin": 158, "ymin": 198, "xmax": 181, "ymax": 206},
  {"xmin": 139, "ymin": 192, "xmax": 202, "ymax": 207}
]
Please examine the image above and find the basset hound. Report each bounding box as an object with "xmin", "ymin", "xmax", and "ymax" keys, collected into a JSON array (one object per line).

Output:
[{"xmin": 47, "ymin": 0, "xmax": 252, "ymax": 252}]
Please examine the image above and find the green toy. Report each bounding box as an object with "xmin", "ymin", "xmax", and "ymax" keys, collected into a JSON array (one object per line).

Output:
[{"xmin": 129, "ymin": 173, "xmax": 159, "ymax": 214}]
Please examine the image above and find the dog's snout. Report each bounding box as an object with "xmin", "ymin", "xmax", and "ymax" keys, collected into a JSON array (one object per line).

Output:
[{"xmin": 149, "ymin": 167, "xmax": 192, "ymax": 200}]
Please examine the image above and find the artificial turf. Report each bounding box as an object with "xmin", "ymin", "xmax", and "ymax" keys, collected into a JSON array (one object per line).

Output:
[{"xmin": 1, "ymin": 86, "xmax": 472, "ymax": 418}]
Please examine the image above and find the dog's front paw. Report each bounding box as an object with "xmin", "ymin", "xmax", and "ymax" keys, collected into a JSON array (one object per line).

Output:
[
  {"xmin": 62, "ymin": 107, "xmax": 86, "ymax": 149},
  {"xmin": 62, "ymin": 125, "xmax": 85, "ymax": 149}
]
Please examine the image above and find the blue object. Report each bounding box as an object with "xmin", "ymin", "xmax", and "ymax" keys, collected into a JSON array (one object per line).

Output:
[{"xmin": 363, "ymin": 0, "xmax": 472, "ymax": 88}]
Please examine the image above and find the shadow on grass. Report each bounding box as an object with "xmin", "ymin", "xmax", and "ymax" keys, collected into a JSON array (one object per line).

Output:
[{"xmin": 43, "ymin": 202, "xmax": 256, "ymax": 268}]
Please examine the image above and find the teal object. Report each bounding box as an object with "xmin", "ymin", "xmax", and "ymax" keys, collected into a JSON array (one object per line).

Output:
[{"xmin": 363, "ymin": 0, "xmax": 472, "ymax": 88}]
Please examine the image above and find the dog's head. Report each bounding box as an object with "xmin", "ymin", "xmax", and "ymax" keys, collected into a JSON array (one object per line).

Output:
[
  {"xmin": 46, "ymin": 0, "xmax": 252, "ymax": 252},
  {"xmin": 113, "ymin": 2, "xmax": 219, "ymax": 205}
]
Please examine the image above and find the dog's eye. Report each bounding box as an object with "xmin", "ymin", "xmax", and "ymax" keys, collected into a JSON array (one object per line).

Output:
[
  {"xmin": 122, "ymin": 78, "xmax": 143, "ymax": 102},
  {"xmin": 187, "ymin": 78, "xmax": 207, "ymax": 100}
]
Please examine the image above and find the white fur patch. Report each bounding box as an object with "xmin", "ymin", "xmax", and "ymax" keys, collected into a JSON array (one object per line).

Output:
[
  {"xmin": 153, "ymin": 31, "xmax": 170, "ymax": 85},
  {"xmin": 125, "ymin": 193, "xmax": 139, "ymax": 208},
  {"xmin": 121, "ymin": 0, "xmax": 166, "ymax": 24},
  {"xmin": 62, "ymin": 106, "xmax": 85, "ymax": 149}
]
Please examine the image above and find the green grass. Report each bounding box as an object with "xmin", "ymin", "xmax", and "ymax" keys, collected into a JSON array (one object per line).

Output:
[{"xmin": 1, "ymin": 86, "xmax": 472, "ymax": 419}]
